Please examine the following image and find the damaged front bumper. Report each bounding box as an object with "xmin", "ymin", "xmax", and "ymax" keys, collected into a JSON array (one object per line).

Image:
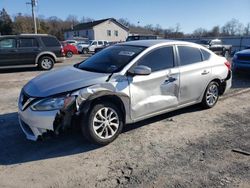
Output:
[
  {"xmin": 18, "ymin": 107, "xmax": 58, "ymax": 141},
  {"xmin": 18, "ymin": 93, "xmax": 78, "ymax": 141}
]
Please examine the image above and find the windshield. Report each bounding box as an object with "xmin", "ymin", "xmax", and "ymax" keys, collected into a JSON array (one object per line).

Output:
[
  {"xmin": 78, "ymin": 45, "xmax": 146, "ymax": 73},
  {"xmin": 199, "ymin": 40, "xmax": 209, "ymax": 45}
]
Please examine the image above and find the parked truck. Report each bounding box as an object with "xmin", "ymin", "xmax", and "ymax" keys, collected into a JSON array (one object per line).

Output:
[{"xmin": 197, "ymin": 39, "xmax": 232, "ymax": 58}]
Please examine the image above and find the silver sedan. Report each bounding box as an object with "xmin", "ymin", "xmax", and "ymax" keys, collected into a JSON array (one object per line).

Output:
[{"xmin": 18, "ymin": 40, "xmax": 232, "ymax": 145}]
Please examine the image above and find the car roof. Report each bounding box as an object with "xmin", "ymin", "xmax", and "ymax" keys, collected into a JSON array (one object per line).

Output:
[
  {"xmin": 120, "ymin": 39, "xmax": 200, "ymax": 48},
  {"xmin": 0, "ymin": 34, "xmax": 54, "ymax": 38}
]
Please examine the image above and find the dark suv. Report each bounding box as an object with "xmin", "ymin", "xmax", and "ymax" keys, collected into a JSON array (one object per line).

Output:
[{"xmin": 0, "ymin": 34, "xmax": 65, "ymax": 70}]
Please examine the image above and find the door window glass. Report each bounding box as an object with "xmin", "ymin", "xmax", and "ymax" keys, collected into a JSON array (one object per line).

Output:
[
  {"xmin": 41, "ymin": 36, "xmax": 60, "ymax": 47},
  {"xmin": 178, "ymin": 46, "xmax": 202, "ymax": 66},
  {"xmin": 19, "ymin": 38, "xmax": 38, "ymax": 48},
  {"xmin": 137, "ymin": 46, "xmax": 174, "ymax": 72},
  {"xmin": 0, "ymin": 38, "xmax": 16, "ymax": 49},
  {"xmin": 201, "ymin": 49, "xmax": 211, "ymax": 61}
]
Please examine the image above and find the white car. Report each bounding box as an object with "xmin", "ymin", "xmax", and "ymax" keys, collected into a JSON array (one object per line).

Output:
[
  {"xmin": 79, "ymin": 40, "xmax": 109, "ymax": 54},
  {"xmin": 65, "ymin": 40, "xmax": 78, "ymax": 46}
]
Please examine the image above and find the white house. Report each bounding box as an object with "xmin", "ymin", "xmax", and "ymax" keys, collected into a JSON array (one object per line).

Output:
[{"xmin": 64, "ymin": 18, "xmax": 129, "ymax": 42}]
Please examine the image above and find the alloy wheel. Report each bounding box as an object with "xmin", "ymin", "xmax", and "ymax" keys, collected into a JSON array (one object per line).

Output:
[
  {"xmin": 92, "ymin": 107, "xmax": 119, "ymax": 139},
  {"xmin": 206, "ymin": 84, "xmax": 219, "ymax": 106},
  {"xmin": 41, "ymin": 58, "xmax": 53, "ymax": 69}
]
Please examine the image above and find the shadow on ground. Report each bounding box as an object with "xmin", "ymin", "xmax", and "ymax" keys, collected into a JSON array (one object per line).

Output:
[
  {"xmin": 232, "ymin": 71, "xmax": 250, "ymax": 89},
  {"xmin": 0, "ymin": 66, "xmax": 39, "ymax": 74},
  {"xmin": 0, "ymin": 104, "xmax": 203, "ymax": 165}
]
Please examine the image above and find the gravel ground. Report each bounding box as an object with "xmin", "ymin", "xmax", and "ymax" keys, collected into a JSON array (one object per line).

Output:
[{"xmin": 0, "ymin": 55, "xmax": 249, "ymax": 188}]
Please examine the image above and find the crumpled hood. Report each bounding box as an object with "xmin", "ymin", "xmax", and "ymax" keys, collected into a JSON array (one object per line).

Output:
[{"xmin": 23, "ymin": 66, "xmax": 109, "ymax": 97}]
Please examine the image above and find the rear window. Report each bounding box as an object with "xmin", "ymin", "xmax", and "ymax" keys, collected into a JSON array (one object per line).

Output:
[
  {"xmin": 201, "ymin": 49, "xmax": 211, "ymax": 61},
  {"xmin": 41, "ymin": 36, "xmax": 60, "ymax": 47}
]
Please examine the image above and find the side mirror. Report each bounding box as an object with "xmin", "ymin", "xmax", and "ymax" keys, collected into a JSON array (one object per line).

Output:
[{"xmin": 128, "ymin": 65, "xmax": 151, "ymax": 76}]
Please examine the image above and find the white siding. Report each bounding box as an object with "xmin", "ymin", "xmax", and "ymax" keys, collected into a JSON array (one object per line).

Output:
[{"xmin": 93, "ymin": 20, "xmax": 128, "ymax": 42}]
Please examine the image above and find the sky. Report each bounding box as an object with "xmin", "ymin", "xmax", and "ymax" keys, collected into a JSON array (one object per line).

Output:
[{"xmin": 1, "ymin": 0, "xmax": 250, "ymax": 33}]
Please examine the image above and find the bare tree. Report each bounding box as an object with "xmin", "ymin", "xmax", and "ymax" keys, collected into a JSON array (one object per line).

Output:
[
  {"xmin": 221, "ymin": 19, "xmax": 244, "ymax": 36},
  {"xmin": 244, "ymin": 23, "xmax": 250, "ymax": 36},
  {"xmin": 209, "ymin": 26, "xmax": 220, "ymax": 37},
  {"xmin": 66, "ymin": 15, "xmax": 79, "ymax": 29},
  {"xmin": 12, "ymin": 14, "xmax": 33, "ymax": 34},
  {"xmin": 118, "ymin": 18, "xmax": 131, "ymax": 27},
  {"xmin": 193, "ymin": 27, "xmax": 208, "ymax": 37},
  {"xmin": 80, "ymin": 16, "xmax": 94, "ymax": 23}
]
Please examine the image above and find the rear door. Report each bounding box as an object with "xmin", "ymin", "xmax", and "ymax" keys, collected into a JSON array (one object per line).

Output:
[
  {"xmin": 177, "ymin": 45, "xmax": 212, "ymax": 104},
  {"xmin": 0, "ymin": 37, "xmax": 18, "ymax": 66},
  {"xmin": 17, "ymin": 37, "xmax": 41, "ymax": 65},
  {"xmin": 129, "ymin": 46, "xmax": 180, "ymax": 120}
]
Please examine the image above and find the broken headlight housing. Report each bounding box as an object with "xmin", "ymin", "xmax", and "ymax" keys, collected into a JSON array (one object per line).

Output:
[{"xmin": 31, "ymin": 96, "xmax": 76, "ymax": 111}]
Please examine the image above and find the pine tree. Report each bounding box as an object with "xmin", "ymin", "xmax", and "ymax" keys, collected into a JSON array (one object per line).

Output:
[{"xmin": 0, "ymin": 8, "xmax": 13, "ymax": 35}]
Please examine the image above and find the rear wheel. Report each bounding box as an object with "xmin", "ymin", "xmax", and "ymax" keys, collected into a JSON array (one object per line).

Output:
[
  {"xmin": 66, "ymin": 51, "xmax": 73, "ymax": 58},
  {"xmin": 202, "ymin": 81, "xmax": 219, "ymax": 108},
  {"xmin": 82, "ymin": 102, "xmax": 124, "ymax": 145},
  {"xmin": 38, "ymin": 56, "xmax": 54, "ymax": 70}
]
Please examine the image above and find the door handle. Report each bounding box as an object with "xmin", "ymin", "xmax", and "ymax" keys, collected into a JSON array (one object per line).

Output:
[
  {"xmin": 201, "ymin": 70, "xmax": 210, "ymax": 75},
  {"xmin": 164, "ymin": 76, "xmax": 176, "ymax": 83}
]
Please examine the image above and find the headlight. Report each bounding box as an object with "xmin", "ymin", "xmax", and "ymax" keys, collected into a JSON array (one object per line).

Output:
[
  {"xmin": 31, "ymin": 97, "xmax": 65, "ymax": 111},
  {"xmin": 233, "ymin": 54, "xmax": 238, "ymax": 60}
]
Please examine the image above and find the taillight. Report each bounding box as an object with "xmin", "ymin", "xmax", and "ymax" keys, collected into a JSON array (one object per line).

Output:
[
  {"xmin": 61, "ymin": 45, "xmax": 65, "ymax": 54},
  {"xmin": 224, "ymin": 61, "xmax": 231, "ymax": 70}
]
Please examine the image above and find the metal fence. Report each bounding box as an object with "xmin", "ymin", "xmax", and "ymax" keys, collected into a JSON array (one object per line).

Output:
[{"xmin": 175, "ymin": 36, "xmax": 250, "ymax": 52}]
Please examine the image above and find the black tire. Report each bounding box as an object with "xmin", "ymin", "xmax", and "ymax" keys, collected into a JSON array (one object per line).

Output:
[
  {"xmin": 38, "ymin": 56, "xmax": 55, "ymax": 70},
  {"xmin": 82, "ymin": 48, "xmax": 89, "ymax": 54},
  {"xmin": 66, "ymin": 51, "xmax": 73, "ymax": 58},
  {"xmin": 202, "ymin": 81, "xmax": 219, "ymax": 109},
  {"xmin": 81, "ymin": 102, "xmax": 124, "ymax": 145}
]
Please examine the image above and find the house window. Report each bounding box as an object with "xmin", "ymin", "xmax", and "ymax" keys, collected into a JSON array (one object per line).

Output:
[
  {"xmin": 107, "ymin": 30, "xmax": 111, "ymax": 36},
  {"xmin": 86, "ymin": 30, "xmax": 88, "ymax": 36},
  {"xmin": 114, "ymin": 30, "xmax": 118, "ymax": 37}
]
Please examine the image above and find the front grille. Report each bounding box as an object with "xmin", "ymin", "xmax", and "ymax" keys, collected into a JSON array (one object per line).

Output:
[
  {"xmin": 21, "ymin": 92, "xmax": 29, "ymax": 107},
  {"xmin": 20, "ymin": 91, "xmax": 35, "ymax": 111},
  {"xmin": 237, "ymin": 55, "xmax": 250, "ymax": 61}
]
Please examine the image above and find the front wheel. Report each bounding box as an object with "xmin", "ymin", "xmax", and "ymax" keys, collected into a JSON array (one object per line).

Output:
[
  {"xmin": 202, "ymin": 81, "xmax": 219, "ymax": 108},
  {"xmin": 81, "ymin": 102, "xmax": 124, "ymax": 145}
]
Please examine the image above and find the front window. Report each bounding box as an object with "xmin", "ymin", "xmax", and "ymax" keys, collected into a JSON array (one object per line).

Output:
[
  {"xmin": 0, "ymin": 38, "xmax": 16, "ymax": 49},
  {"xmin": 78, "ymin": 45, "xmax": 145, "ymax": 73},
  {"xmin": 137, "ymin": 46, "xmax": 174, "ymax": 72}
]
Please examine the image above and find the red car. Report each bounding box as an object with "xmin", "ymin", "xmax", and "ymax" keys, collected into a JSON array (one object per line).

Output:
[{"xmin": 62, "ymin": 42, "xmax": 78, "ymax": 58}]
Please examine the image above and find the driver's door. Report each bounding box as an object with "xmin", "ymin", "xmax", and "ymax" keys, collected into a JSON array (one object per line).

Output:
[
  {"xmin": 128, "ymin": 46, "xmax": 180, "ymax": 121},
  {"xmin": 89, "ymin": 41, "xmax": 97, "ymax": 52}
]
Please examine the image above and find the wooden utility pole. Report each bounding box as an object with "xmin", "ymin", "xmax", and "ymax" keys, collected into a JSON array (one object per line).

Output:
[{"xmin": 26, "ymin": 0, "xmax": 37, "ymax": 34}]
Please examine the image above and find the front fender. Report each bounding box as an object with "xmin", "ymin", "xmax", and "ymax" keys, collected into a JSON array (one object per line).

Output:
[{"xmin": 76, "ymin": 84, "xmax": 132, "ymax": 124}]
